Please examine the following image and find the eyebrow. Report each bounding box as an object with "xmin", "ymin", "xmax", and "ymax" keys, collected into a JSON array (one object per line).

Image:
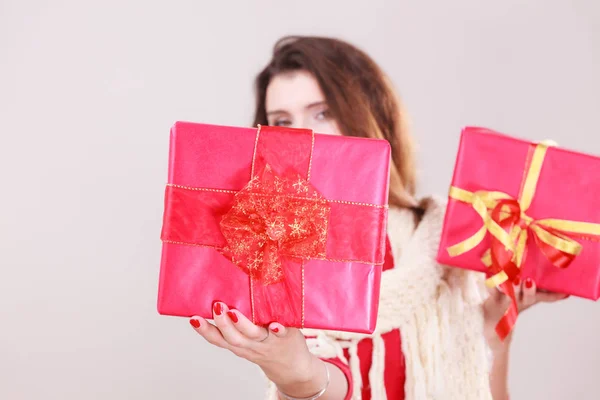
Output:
[
  {"xmin": 305, "ymin": 101, "xmax": 327, "ymax": 110},
  {"xmin": 266, "ymin": 109, "xmax": 288, "ymax": 117},
  {"xmin": 266, "ymin": 101, "xmax": 328, "ymax": 116}
]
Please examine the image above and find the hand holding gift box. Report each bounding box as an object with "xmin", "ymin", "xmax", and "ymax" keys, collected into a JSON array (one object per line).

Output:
[
  {"xmin": 437, "ymin": 127, "xmax": 600, "ymax": 340},
  {"xmin": 158, "ymin": 121, "xmax": 391, "ymax": 333}
]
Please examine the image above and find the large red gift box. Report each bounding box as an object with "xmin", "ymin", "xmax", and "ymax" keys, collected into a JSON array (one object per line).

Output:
[
  {"xmin": 436, "ymin": 127, "xmax": 600, "ymax": 337},
  {"xmin": 157, "ymin": 122, "xmax": 390, "ymax": 333}
]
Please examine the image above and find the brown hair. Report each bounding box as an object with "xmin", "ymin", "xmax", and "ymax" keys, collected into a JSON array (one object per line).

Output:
[{"xmin": 253, "ymin": 35, "xmax": 418, "ymax": 210}]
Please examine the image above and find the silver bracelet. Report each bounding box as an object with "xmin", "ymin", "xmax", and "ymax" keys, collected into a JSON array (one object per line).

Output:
[{"xmin": 277, "ymin": 363, "xmax": 330, "ymax": 400}]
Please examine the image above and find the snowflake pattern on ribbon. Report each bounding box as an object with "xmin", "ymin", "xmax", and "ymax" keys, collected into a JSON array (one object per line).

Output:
[{"xmin": 219, "ymin": 164, "xmax": 330, "ymax": 285}]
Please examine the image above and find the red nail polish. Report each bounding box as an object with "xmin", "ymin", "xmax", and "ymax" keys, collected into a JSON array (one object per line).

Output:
[
  {"xmin": 190, "ymin": 319, "xmax": 201, "ymax": 328},
  {"xmin": 214, "ymin": 302, "xmax": 223, "ymax": 316},
  {"xmin": 513, "ymin": 277, "xmax": 521, "ymax": 286},
  {"xmin": 271, "ymin": 326, "xmax": 279, "ymax": 333},
  {"xmin": 525, "ymin": 278, "xmax": 533, "ymax": 289},
  {"xmin": 227, "ymin": 311, "xmax": 238, "ymax": 323}
]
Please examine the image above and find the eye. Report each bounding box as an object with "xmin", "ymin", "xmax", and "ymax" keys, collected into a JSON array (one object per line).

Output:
[
  {"xmin": 315, "ymin": 109, "xmax": 331, "ymax": 121},
  {"xmin": 272, "ymin": 119, "xmax": 292, "ymax": 127}
]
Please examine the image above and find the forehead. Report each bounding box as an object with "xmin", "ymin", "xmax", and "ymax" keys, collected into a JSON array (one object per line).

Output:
[{"xmin": 265, "ymin": 70, "xmax": 326, "ymax": 112}]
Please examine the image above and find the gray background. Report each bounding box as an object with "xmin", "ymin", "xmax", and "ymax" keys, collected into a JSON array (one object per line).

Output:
[{"xmin": 1, "ymin": 1, "xmax": 599, "ymax": 399}]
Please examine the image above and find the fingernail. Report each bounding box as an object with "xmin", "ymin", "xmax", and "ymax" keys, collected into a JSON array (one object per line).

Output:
[
  {"xmin": 513, "ymin": 277, "xmax": 521, "ymax": 286},
  {"xmin": 525, "ymin": 278, "xmax": 533, "ymax": 289},
  {"xmin": 271, "ymin": 326, "xmax": 279, "ymax": 333},
  {"xmin": 190, "ymin": 319, "xmax": 201, "ymax": 328},
  {"xmin": 227, "ymin": 311, "xmax": 238, "ymax": 323},
  {"xmin": 213, "ymin": 302, "xmax": 223, "ymax": 316}
]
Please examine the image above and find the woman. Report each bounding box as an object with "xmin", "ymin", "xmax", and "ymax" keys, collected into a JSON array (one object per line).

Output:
[{"xmin": 187, "ymin": 36, "xmax": 568, "ymax": 400}]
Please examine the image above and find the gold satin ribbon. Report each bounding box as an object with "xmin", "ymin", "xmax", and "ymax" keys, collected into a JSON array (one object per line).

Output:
[{"xmin": 447, "ymin": 142, "xmax": 600, "ymax": 287}]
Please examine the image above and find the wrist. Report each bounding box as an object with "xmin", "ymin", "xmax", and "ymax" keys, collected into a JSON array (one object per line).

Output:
[
  {"xmin": 490, "ymin": 341, "xmax": 511, "ymax": 363},
  {"xmin": 489, "ymin": 337, "xmax": 511, "ymax": 400},
  {"xmin": 484, "ymin": 326, "xmax": 513, "ymax": 354},
  {"xmin": 275, "ymin": 355, "xmax": 328, "ymax": 397}
]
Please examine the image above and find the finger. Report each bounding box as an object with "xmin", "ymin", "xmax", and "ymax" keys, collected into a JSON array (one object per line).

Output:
[
  {"xmin": 189, "ymin": 316, "xmax": 229, "ymax": 348},
  {"xmin": 189, "ymin": 316, "xmax": 255, "ymax": 359},
  {"xmin": 522, "ymin": 278, "xmax": 537, "ymax": 308},
  {"xmin": 512, "ymin": 276, "xmax": 523, "ymax": 302},
  {"xmin": 213, "ymin": 302, "xmax": 253, "ymax": 348},
  {"xmin": 535, "ymin": 291, "xmax": 570, "ymax": 303},
  {"xmin": 486, "ymin": 285, "xmax": 504, "ymax": 303},
  {"xmin": 225, "ymin": 309, "xmax": 269, "ymax": 342}
]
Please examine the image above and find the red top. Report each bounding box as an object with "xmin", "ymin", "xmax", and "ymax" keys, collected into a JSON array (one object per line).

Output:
[{"xmin": 322, "ymin": 236, "xmax": 406, "ymax": 400}]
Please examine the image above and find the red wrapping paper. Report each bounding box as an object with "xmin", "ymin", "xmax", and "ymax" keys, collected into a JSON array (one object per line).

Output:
[
  {"xmin": 157, "ymin": 122, "xmax": 390, "ymax": 333},
  {"xmin": 437, "ymin": 127, "xmax": 600, "ymax": 301}
]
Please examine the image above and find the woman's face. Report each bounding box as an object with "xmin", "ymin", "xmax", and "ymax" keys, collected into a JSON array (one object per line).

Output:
[{"xmin": 265, "ymin": 70, "xmax": 342, "ymax": 136}]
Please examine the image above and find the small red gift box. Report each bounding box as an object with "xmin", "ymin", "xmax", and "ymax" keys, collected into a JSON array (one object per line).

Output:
[
  {"xmin": 157, "ymin": 122, "xmax": 390, "ymax": 333},
  {"xmin": 436, "ymin": 127, "xmax": 600, "ymax": 338}
]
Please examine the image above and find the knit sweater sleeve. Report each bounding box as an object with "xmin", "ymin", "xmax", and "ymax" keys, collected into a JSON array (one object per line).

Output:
[
  {"xmin": 427, "ymin": 197, "xmax": 494, "ymax": 399},
  {"xmin": 434, "ymin": 264, "xmax": 493, "ymax": 400},
  {"xmin": 392, "ymin": 196, "xmax": 493, "ymax": 400}
]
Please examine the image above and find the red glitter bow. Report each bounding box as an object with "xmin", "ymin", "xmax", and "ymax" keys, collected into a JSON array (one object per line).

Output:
[{"xmin": 220, "ymin": 164, "xmax": 330, "ymax": 285}]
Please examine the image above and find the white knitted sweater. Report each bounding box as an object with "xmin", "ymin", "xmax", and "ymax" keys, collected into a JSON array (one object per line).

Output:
[{"xmin": 266, "ymin": 198, "xmax": 493, "ymax": 400}]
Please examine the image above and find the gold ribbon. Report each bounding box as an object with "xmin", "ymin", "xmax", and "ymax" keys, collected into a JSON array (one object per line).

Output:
[{"xmin": 447, "ymin": 142, "xmax": 600, "ymax": 287}]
